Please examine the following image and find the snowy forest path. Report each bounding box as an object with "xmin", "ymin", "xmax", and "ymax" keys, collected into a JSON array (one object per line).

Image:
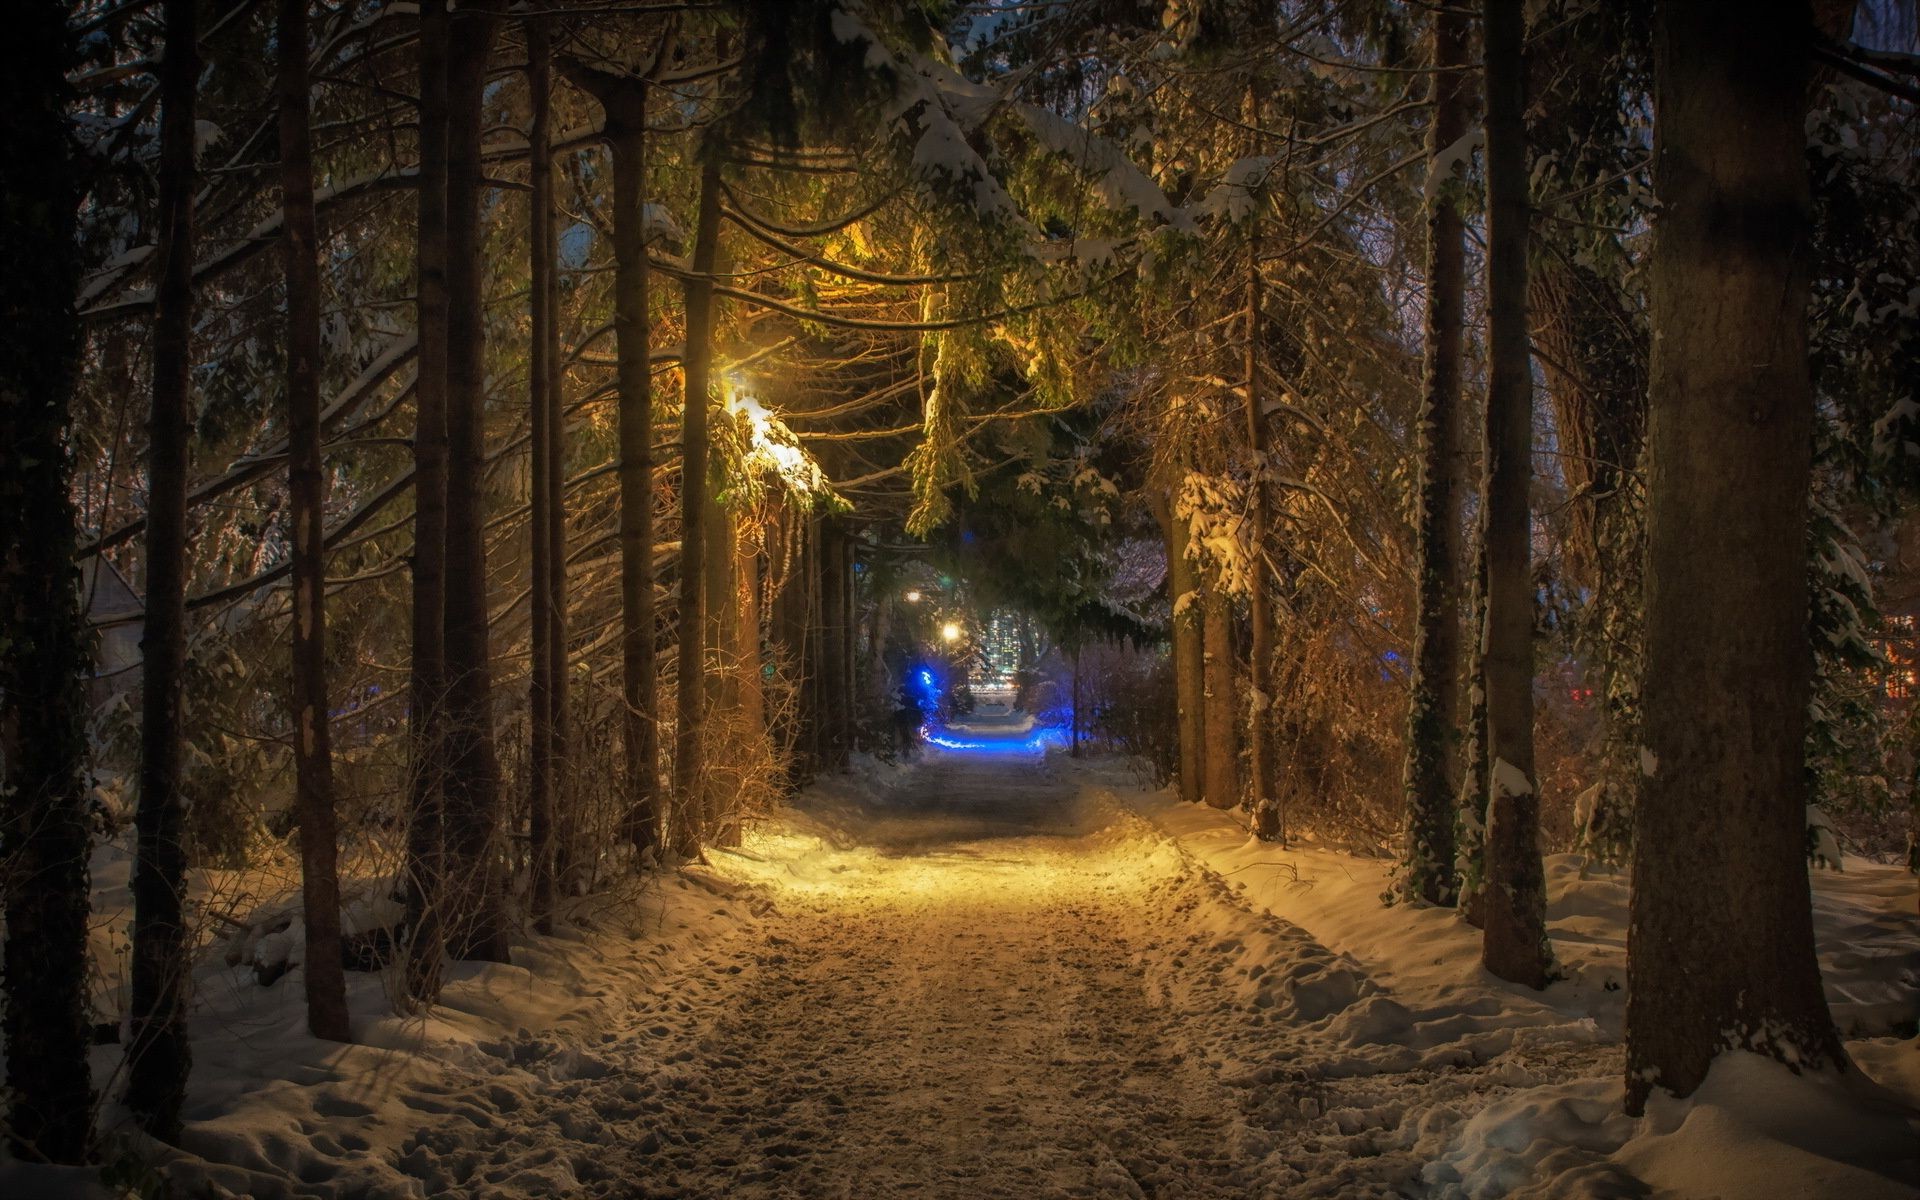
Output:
[{"xmin": 384, "ymin": 751, "xmax": 1613, "ymax": 1198}]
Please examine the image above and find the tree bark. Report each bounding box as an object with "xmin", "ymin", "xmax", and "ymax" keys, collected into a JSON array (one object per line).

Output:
[
  {"xmin": 1157, "ymin": 484, "xmax": 1206, "ymax": 803},
  {"xmin": 818, "ymin": 523, "xmax": 851, "ymax": 771},
  {"xmin": 0, "ymin": 0, "xmax": 96, "ymax": 1160},
  {"xmin": 705, "ymin": 495, "xmax": 740, "ymax": 834},
  {"xmin": 440, "ymin": 1, "xmax": 510, "ymax": 963},
  {"xmin": 1401, "ymin": 1, "xmax": 1472, "ymax": 906},
  {"xmin": 772, "ymin": 505, "xmax": 815, "ymax": 791},
  {"xmin": 526, "ymin": 15, "xmax": 559, "ymax": 931},
  {"xmin": 278, "ymin": 0, "xmax": 349, "ymax": 1042},
  {"xmin": 1200, "ymin": 583, "xmax": 1238, "ymax": 811},
  {"xmin": 841, "ymin": 534, "xmax": 859, "ymax": 763},
  {"xmin": 127, "ymin": 0, "xmax": 199, "ymax": 1140},
  {"xmin": 562, "ymin": 65, "xmax": 662, "ymax": 858},
  {"xmin": 1477, "ymin": 0, "xmax": 1554, "ymax": 991},
  {"xmin": 1626, "ymin": 0, "xmax": 1843, "ymax": 1114},
  {"xmin": 673, "ymin": 145, "xmax": 723, "ymax": 855},
  {"xmin": 403, "ymin": 0, "xmax": 452, "ymax": 1004},
  {"xmin": 1240, "ymin": 89, "xmax": 1282, "ymax": 843}
]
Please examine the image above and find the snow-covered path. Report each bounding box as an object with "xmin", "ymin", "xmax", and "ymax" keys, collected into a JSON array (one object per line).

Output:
[
  {"xmin": 380, "ymin": 748, "xmax": 1611, "ymax": 1199},
  {"xmin": 53, "ymin": 739, "xmax": 1912, "ymax": 1200}
]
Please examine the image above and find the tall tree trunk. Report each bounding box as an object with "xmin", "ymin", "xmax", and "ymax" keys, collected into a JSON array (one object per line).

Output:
[
  {"xmin": 1626, "ymin": 0, "xmax": 1843, "ymax": 1114},
  {"xmin": 278, "ymin": 0, "xmax": 349, "ymax": 1041},
  {"xmin": 1070, "ymin": 646, "xmax": 1083, "ymax": 758},
  {"xmin": 1239, "ymin": 88, "xmax": 1282, "ymax": 842},
  {"xmin": 673, "ymin": 144, "xmax": 723, "ymax": 855},
  {"xmin": 525, "ymin": 15, "xmax": 559, "ymax": 930},
  {"xmin": 848, "ymin": 537, "xmax": 864, "ymax": 764},
  {"xmin": 1155, "ymin": 481, "xmax": 1206, "ymax": 803},
  {"xmin": 768, "ymin": 504, "xmax": 807, "ymax": 790},
  {"xmin": 818, "ymin": 523, "xmax": 850, "ymax": 770},
  {"xmin": 543, "ymin": 187, "xmax": 571, "ymax": 901},
  {"xmin": 1201, "ymin": 582, "xmax": 1238, "ymax": 811},
  {"xmin": 403, "ymin": 0, "xmax": 452, "ymax": 1004},
  {"xmin": 127, "ymin": 0, "xmax": 198, "ymax": 1140},
  {"xmin": 797, "ymin": 517, "xmax": 824, "ymax": 781},
  {"xmin": 441, "ymin": 2, "xmax": 509, "ymax": 963},
  {"xmin": 563, "ymin": 66, "xmax": 662, "ymax": 857},
  {"xmin": 0, "ymin": 1, "xmax": 96, "ymax": 1160},
  {"xmin": 1454, "ymin": 523, "xmax": 1492, "ymax": 926},
  {"xmin": 711, "ymin": 507, "xmax": 760, "ymax": 849},
  {"xmin": 1478, "ymin": 0, "xmax": 1554, "ymax": 990},
  {"xmin": 705, "ymin": 495, "xmax": 739, "ymax": 834},
  {"xmin": 1400, "ymin": 1, "xmax": 1472, "ymax": 906}
]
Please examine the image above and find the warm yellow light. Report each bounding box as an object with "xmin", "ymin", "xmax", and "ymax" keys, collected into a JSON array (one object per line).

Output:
[
  {"xmin": 904, "ymin": 589, "xmax": 923, "ymax": 603},
  {"xmin": 941, "ymin": 622, "xmax": 962, "ymax": 642}
]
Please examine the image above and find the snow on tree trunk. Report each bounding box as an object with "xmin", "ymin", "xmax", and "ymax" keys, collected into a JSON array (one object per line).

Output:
[{"xmin": 1476, "ymin": 0, "xmax": 1554, "ymax": 991}]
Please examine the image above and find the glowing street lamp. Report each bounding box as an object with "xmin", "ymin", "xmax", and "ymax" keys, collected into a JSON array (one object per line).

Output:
[
  {"xmin": 904, "ymin": 589, "xmax": 923, "ymax": 603},
  {"xmin": 941, "ymin": 621, "xmax": 962, "ymax": 643}
]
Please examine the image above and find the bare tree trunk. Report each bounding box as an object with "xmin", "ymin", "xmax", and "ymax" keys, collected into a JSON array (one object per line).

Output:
[
  {"xmin": 1626, "ymin": 0, "xmax": 1843, "ymax": 1114},
  {"xmin": 1070, "ymin": 646, "xmax": 1083, "ymax": 758},
  {"xmin": 1153, "ymin": 481, "xmax": 1206, "ymax": 803},
  {"xmin": 1242, "ymin": 116, "xmax": 1280, "ymax": 841},
  {"xmin": 771, "ymin": 504, "xmax": 811, "ymax": 791},
  {"xmin": 705, "ymin": 495, "xmax": 739, "ymax": 835},
  {"xmin": 278, "ymin": 0, "xmax": 349, "ymax": 1041},
  {"xmin": 127, "ymin": 0, "xmax": 199, "ymax": 1140},
  {"xmin": 712, "ymin": 508, "xmax": 761, "ymax": 850},
  {"xmin": 818, "ymin": 523, "xmax": 851, "ymax": 770},
  {"xmin": 403, "ymin": 0, "xmax": 452, "ymax": 1004},
  {"xmin": 544, "ymin": 189, "xmax": 571, "ymax": 900},
  {"xmin": 673, "ymin": 145, "xmax": 723, "ymax": 856},
  {"xmin": 848, "ymin": 537, "xmax": 864, "ymax": 756},
  {"xmin": 1201, "ymin": 582, "xmax": 1238, "ymax": 811},
  {"xmin": 1478, "ymin": 0, "xmax": 1554, "ymax": 990},
  {"xmin": 563, "ymin": 65, "xmax": 661, "ymax": 857},
  {"xmin": 797, "ymin": 517, "xmax": 824, "ymax": 781},
  {"xmin": 0, "ymin": 1, "xmax": 96, "ymax": 1159},
  {"xmin": 525, "ymin": 15, "xmax": 559, "ymax": 931},
  {"xmin": 441, "ymin": 1, "xmax": 509, "ymax": 963},
  {"xmin": 1401, "ymin": 1, "xmax": 1472, "ymax": 906}
]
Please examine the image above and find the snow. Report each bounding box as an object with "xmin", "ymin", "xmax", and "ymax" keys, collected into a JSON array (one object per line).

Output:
[
  {"xmin": 1424, "ymin": 128, "xmax": 1485, "ymax": 200},
  {"xmin": 6, "ymin": 747, "xmax": 1915, "ymax": 1196},
  {"xmin": 1119, "ymin": 773, "xmax": 1920, "ymax": 1198}
]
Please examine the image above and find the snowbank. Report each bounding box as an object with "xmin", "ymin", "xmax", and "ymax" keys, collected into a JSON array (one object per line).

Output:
[
  {"xmin": 1114, "ymin": 770, "xmax": 1920, "ymax": 1198},
  {"xmin": 2, "ymin": 862, "xmax": 764, "ymax": 1199}
]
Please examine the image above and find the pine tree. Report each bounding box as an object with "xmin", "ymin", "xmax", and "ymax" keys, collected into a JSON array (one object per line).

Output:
[
  {"xmin": 0, "ymin": 0, "xmax": 97, "ymax": 1162},
  {"xmin": 127, "ymin": 0, "xmax": 200, "ymax": 1140},
  {"xmin": 1626, "ymin": 0, "xmax": 1845, "ymax": 1112},
  {"xmin": 278, "ymin": 0, "xmax": 349, "ymax": 1041},
  {"xmin": 1477, "ymin": 0, "xmax": 1555, "ymax": 990},
  {"xmin": 1401, "ymin": 1, "xmax": 1473, "ymax": 906}
]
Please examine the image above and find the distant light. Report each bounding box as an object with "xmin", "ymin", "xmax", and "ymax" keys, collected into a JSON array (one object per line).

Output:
[
  {"xmin": 941, "ymin": 622, "xmax": 962, "ymax": 643},
  {"xmin": 904, "ymin": 589, "xmax": 923, "ymax": 603}
]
